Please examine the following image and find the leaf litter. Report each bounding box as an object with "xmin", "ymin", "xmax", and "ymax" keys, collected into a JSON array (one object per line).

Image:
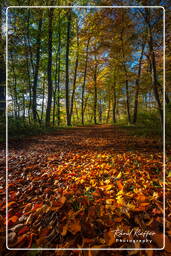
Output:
[{"xmin": 0, "ymin": 125, "xmax": 171, "ymax": 256}]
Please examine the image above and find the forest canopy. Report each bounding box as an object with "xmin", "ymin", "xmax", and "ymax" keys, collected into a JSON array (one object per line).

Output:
[{"xmin": 1, "ymin": 2, "xmax": 170, "ymax": 134}]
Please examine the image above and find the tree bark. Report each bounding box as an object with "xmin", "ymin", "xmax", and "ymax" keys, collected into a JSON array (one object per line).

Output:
[
  {"xmin": 81, "ymin": 38, "xmax": 90, "ymax": 125},
  {"xmin": 65, "ymin": 10, "xmax": 71, "ymax": 126},
  {"xmin": 94, "ymin": 62, "xmax": 97, "ymax": 125},
  {"xmin": 142, "ymin": 8, "xmax": 163, "ymax": 123},
  {"xmin": 106, "ymin": 91, "xmax": 111, "ymax": 124},
  {"xmin": 46, "ymin": 8, "xmax": 54, "ymax": 127},
  {"xmin": 52, "ymin": 11, "xmax": 61, "ymax": 127},
  {"xmin": 148, "ymin": 23, "xmax": 163, "ymax": 122},
  {"xmin": 57, "ymin": 16, "xmax": 61, "ymax": 126},
  {"xmin": 69, "ymin": 26, "xmax": 79, "ymax": 124},
  {"xmin": 32, "ymin": 14, "xmax": 42, "ymax": 122},
  {"xmin": 133, "ymin": 41, "xmax": 145, "ymax": 124},
  {"xmin": 120, "ymin": 28, "xmax": 131, "ymax": 123},
  {"xmin": 41, "ymin": 77, "xmax": 45, "ymax": 123},
  {"xmin": 0, "ymin": 4, "xmax": 5, "ymax": 117},
  {"xmin": 10, "ymin": 52, "xmax": 19, "ymax": 118},
  {"xmin": 112, "ymin": 82, "xmax": 117, "ymax": 123},
  {"xmin": 69, "ymin": 53, "xmax": 79, "ymax": 124}
]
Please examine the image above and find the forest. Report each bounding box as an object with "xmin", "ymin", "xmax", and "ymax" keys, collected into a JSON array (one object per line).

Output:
[
  {"xmin": 3, "ymin": 4, "xmax": 170, "ymax": 130},
  {"xmin": 0, "ymin": 0, "xmax": 171, "ymax": 255}
]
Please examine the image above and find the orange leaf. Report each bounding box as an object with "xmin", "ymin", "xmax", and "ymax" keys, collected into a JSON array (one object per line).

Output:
[
  {"xmin": 59, "ymin": 196, "xmax": 66, "ymax": 205},
  {"xmin": 18, "ymin": 226, "xmax": 29, "ymax": 235},
  {"xmin": 137, "ymin": 194, "xmax": 146, "ymax": 202},
  {"xmin": 116, "ymin": 180, "xmax": 123, "ymax": 190},
  {"xmin": 140, "ymin": 202, "xmax": 149, "ymax": 207},
  {"xmin": 7, "ymin": 201, "xmax": 16, "ymax": 208},
  {"xmin": 104, "ymin": 230, "xmax": 115, "ymax": 246},
  {"xmin": 68, "ymin": 220, "xmax": 81, "ymax": 235},
  {"xmin": 9, "ymin": 216, "xmax": 18, "ymax": 223},
  {"xmin": 114, "ymin": 217, "xmax": 123, "ymax": 222},
  {"xmin": 31, "ymin": 202, "xmax": 43, "ymax": 212}
]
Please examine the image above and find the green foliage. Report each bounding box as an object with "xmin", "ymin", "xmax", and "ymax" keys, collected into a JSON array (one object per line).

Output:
[
  {"xmin": 166, "ymin": 102, "xmax": 171, "ymax": 137},
  {"xmin": 136, "ymin": 111, "xmax": 161, "ymax": 129},
  {"xmin": 8, "ymin": 117, "xmax": 54, "ymax": 139}
]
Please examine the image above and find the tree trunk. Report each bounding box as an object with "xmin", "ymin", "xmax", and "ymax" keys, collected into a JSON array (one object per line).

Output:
[
  {"xmin": 10, "ymin": 53, "xmax": 19, "ymax": 118},
  {"xmin": 69, "ymin": 26, "xmax": 79, "ymax": 124},
  {"xmin": 0, "ymin": 4, "xmax": 5, "ymax": 118},
  {"xmin": 94, "ymin": 63, "xmax": 97, "ymax": 125},
  {"xmin": 46, "ymin": 8, "xmax": 54, "ymax": 127},
  {"xmin": 52, "ymin": 11, "xmax": 61, "ymax": 127},
  {"xmin": 149, "ymin": 28, "xmax": 163, "ymax": 122},
  {"xmin": 125, "ymin": 78, "xmax": 131, "ymax": 123},
  {"xmin": 57, "ymin": 16, "xmax": 61, "ymax": 126},
  {"xmin": 52, "ymin": 51, "xmax": 58, "ymax": 126},
  {"xmin": 112, "ymin": 82, "xmax": 117, "ymax": 123},
  {"xmin": 143, "ymin": 8, "xmax": 163, "ymax": 123},
  {"xmin": 22, "ymin": 94, "xmax": 25, "ymax": 121},
  {"xmin": 120, "ymin": 28, "xmax": 131, "ymax": 124},
  {"xmin": 98, "ymin": 98, "xmax": 102, "ymax": 123},
  {"xmin": 81, "ymin": 38, "xmax": 90, "ymax": 125},
  {"xmin": 158, "ymin": 81, "xmax": 170, "ymax": 104},
  {"xmin": 41, "ymin": 77, "xmax": 45, "ymax": 123},
  {"xmin": 133, "ymin": 41, "xmax": 145, "ymax": 124},
  {"xmin": 69, "ymin": 53, "xmax": 79, "ymax": 124},
  {"xmin": 106, "ymin": 92, "xmax": 111, "ymax": 124},
  {"xmin": 32, "ymin": 14, "xmax": 42, "ymax": 122},
  {"xmin": 65, "ymin": 10, "xmax": 71, "ymax": 126}
]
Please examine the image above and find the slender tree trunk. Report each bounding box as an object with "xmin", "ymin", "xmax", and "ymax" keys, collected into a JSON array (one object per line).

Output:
[
  {"xmin": 26, "ymin": 58, "xmax": 32, "ymax": 123},
  {"xmin": 94, "ymin": 63, "xmax": 97, "ymax": 125},
  {"xmin": 69, "ymin": 26, "xmax": 79, "ymax": 124},
  {"xmin": 24, "ymin": 34, "xmax": 32, "ymax": 123},
  {"xmin": 10, "ymin": 53, "xmax": 19, "ymax": 118},
  {"xmin": 133, "ymin": 41, "xmax": 145, "ymax": 124},
  {"xmin": 112, "ymin": 82, "xmax": 117, "ymax": 123},
  {"xmin": 0, "ymin": 4, "xmax": 5, "ymax": 118},
  {"xmin": 46, "ymin": 8, "xmax": 54, "ymax": 127},
  {"xmin": 83, "ymin": 95, "xmax": 89, "ymax": 118},
  {"xmin": 106, "ymin": 93, "xmax": 111, "ymax": 124},
  {"xmin": 32, "ymin": 14, "xmax": 42, "ymax": 122},
  {"xmin": 26, "ymin": 9, "xmax": 34, "ymax": 76},
  {"xmin": 157, "ymin": 80, "xmax": 170, "ymax": 104},
  {"xmin": 98, "ymin": 97, "xmax": 102, "ymax": 123},
  {"xmin": 74, "ymin": 101, "xmax": 79, "ymax": 123},
  {"xmin": 120, "ymin": 29, "xmax": 131, "ymax": 123},
  {"xmin": 81, "ymin": 38, "xmax": 90, "ymax": 125},
  {"xmin": 69, "ymin": 54, "xmax": 79, "ymax": 124},
  {"xmin": 149, "ymin": 31, "xmax": 163, "ymax": 122},
  {"xmin": 52, "ymin": 11, "xmax": 61, "ymax": 127},
  {"xmin": 65, "ymin": 10, "xmax": 71, "ymax": 126},
  {"xmin": 57, "ymin": 16, "xmax": 61, "ymax": 126},
  {"xmin": 53, "ymin": 51, "xmax": 58, "ymax": 126},
  {"xmin": 22, "ymin": 94, "xmax": 25, "ymax": 121},
  {"xmin": 125, "ymin": 78, "xmax": 131, "ymax": 123},
  {"xmin": 41, "ymin": 77, "xmax": 45, "ymax": 123},
  {"xmin": 147, "ymin": 52, "xmax": 169, "ymax": 105},
  {"xmin": 144, "ymin": 9, "xmax": 163, "ymax": 123}
]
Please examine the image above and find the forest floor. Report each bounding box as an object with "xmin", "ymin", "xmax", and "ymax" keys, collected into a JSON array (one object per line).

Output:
[{"xmin": 0, "ymin": 124, "xmax": 171, "ymax": 256}]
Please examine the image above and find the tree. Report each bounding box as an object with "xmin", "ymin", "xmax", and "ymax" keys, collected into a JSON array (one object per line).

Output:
[
  {"xmin": 46, "ymin": 8, "xmax": 54, "ymax": 127},
  {"xmin": 0, "ymin": 4, "xmax": 5, "ymax": 118},
  {"xmin": 65, "ymin": 9, "xmax": 72, "ymax": 126},
  {"xmin": 32, "ymin": 12, "xmax": 43, "ymax": 122}
]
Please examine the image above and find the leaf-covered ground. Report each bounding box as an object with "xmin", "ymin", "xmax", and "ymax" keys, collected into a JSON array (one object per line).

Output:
[{"xmin": 0, "ymin": 125, "xmax": 171, "ymax": 256}]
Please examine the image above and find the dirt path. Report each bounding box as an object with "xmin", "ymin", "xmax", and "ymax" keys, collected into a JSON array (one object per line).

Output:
[{"xmin": 1, "ymin": 124, "xmax": 162, "ymax": 176}]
